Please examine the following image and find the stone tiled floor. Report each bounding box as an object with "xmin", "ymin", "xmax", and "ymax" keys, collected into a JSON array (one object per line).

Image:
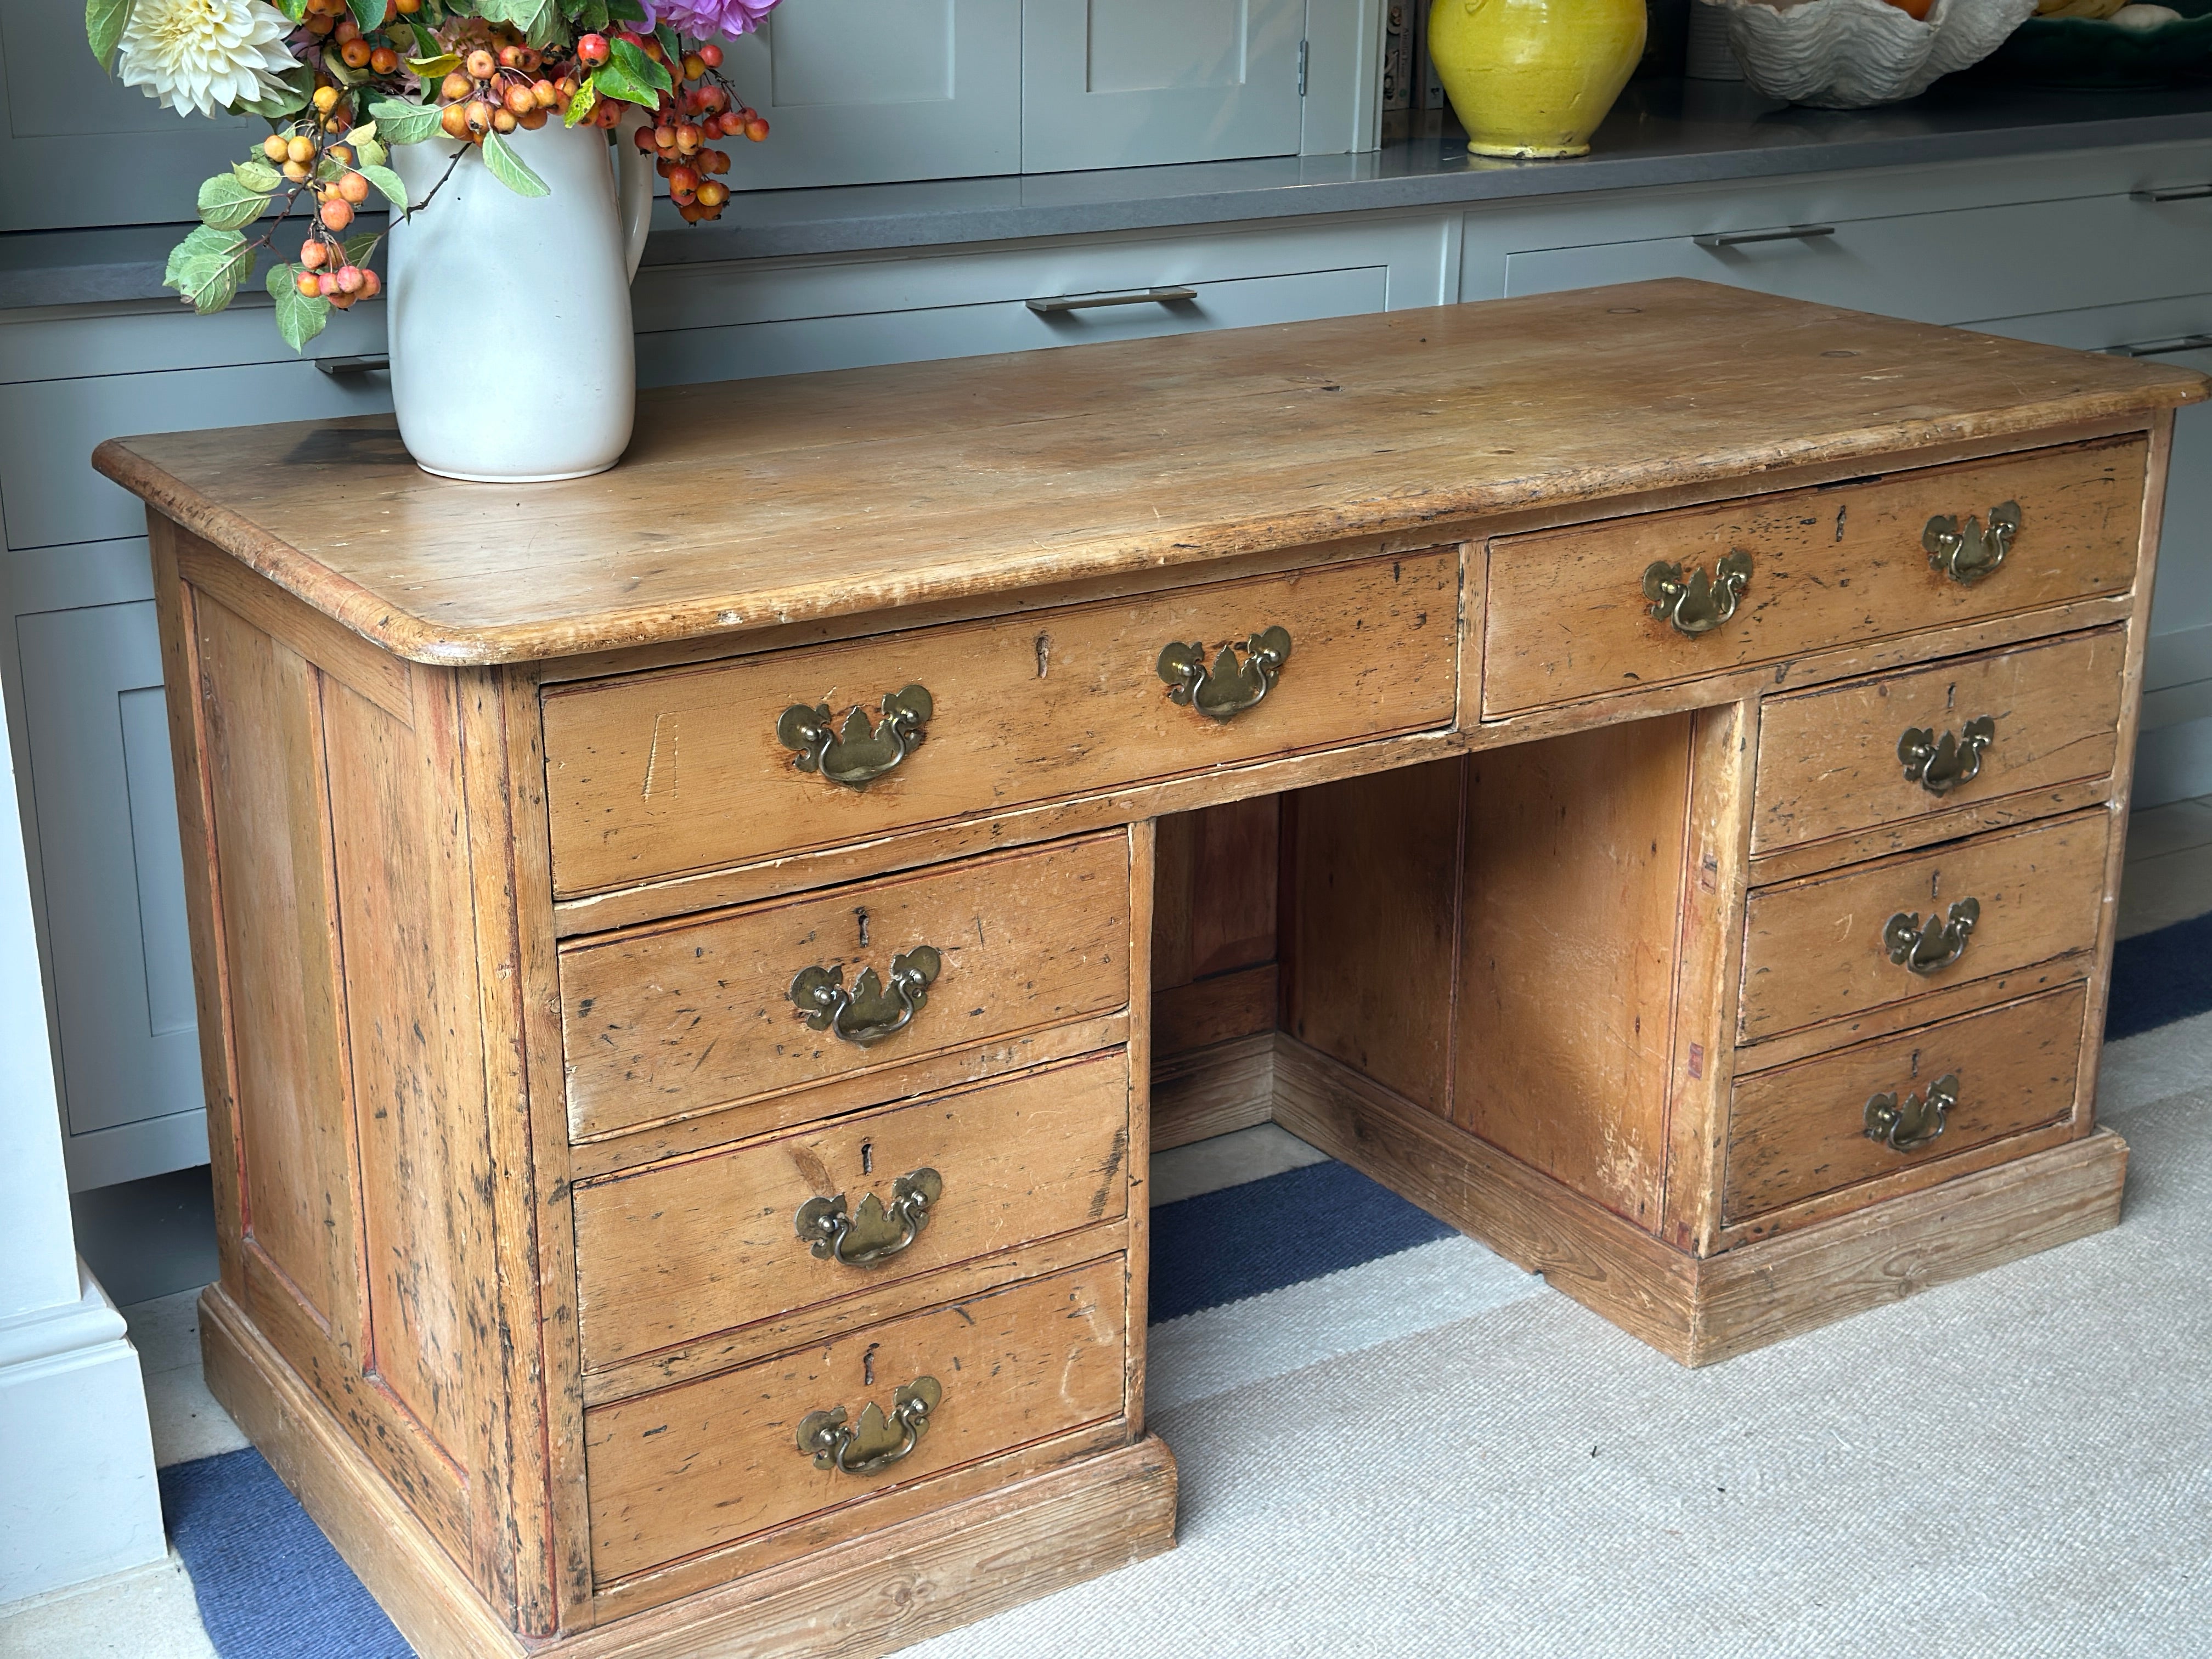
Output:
[{"xmin": 8, "ymin": 794, "xmax": 2210, "ymax": 1658}]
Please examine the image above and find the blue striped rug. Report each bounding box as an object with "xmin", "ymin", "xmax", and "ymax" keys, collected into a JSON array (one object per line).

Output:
[{"xmin": 158, "ymin": 915, "xmax": 2212, "ymax": 1658}]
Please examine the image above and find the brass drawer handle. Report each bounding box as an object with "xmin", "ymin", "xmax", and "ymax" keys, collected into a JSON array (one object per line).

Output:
[
  {"xmin": 1923, "ymin": 501, "xmax": 2019, "ymax": 585},
  {"xmin": 1898, "ymin": 717, "xmax": 1996, "ymax": 796},
  {"xmin": 776, "ymin": 685, "xmax": 933, "ymax": 789},
  {"xmin": 1643, "ymin": 551, "xmax": 1751, "ymax": 636},
  {"xmin": 796, "ymin": 1168, "xmax": 943, "ymax": 1266},
  {"xmin": 788, "ymin": 946, "xmax": 942, "ymax": 1047},
  {"xmin": 1883, "ymin": 898, "xmax": 1980, "ymax": 976},
  {"xmin": 1864, "ymin": 1073, "xmax": 1959, "ymax": 1154},
  {"xmin": 1156, "ymin": 626, "xmax": 1292, "ymax": 721},
  {"xmin": 797, "ymin": 1376, "xmax": 942, "ymax": 1476}
]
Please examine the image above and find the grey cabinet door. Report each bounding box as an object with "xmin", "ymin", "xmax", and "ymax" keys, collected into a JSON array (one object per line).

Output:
[
  {"xmin": 16, "ymin": 600, "xmax": 205, "ymax": 1189},
  {"xmin": 0, "ymin": 0, "xmax": 266, "ymax": 232},
  {"xmin": 716, "ymin": 0, "xmax": 1021, "ymax": 188},
  {"xmin": 1020, "ymin": 0, "xmax": 1306, "ymax": 173}
]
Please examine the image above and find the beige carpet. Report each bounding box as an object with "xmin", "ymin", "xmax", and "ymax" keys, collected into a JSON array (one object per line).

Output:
[{"xmin": 916, "ymin": 1044, "xmax": 2212, "ymax": 1657}]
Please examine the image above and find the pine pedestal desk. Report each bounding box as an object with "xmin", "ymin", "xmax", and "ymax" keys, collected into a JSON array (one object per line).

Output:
[{"xmin": 97, "ymin": 280, "xmax": 2204, "ymax": 1658}]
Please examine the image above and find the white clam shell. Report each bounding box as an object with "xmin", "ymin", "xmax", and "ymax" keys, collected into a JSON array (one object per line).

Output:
[{"xmin": 1699, "ymin": 0, "xmax": 2039, "ymax": 107}]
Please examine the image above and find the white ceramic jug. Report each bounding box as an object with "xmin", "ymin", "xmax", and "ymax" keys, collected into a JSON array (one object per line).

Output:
[{"xmin": 386, "ymin": 117, "xmax": 653, "ymax": 482}]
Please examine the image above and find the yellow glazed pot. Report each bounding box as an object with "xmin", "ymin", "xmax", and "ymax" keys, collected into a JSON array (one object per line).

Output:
[{"xmin": 1428, "ymin": 0, "xmax": 1648, "ymax": 159}]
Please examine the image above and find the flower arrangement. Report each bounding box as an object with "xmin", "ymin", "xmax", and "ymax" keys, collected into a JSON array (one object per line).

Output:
[{"xmin": 86, "ymin": 1, "xmax": 777, "ymax": 348}]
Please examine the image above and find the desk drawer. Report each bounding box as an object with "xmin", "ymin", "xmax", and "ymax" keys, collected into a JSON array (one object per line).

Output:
[
  {"xmin": 573, "ymin": 1052, "xmax": 1130, "ymax": 1370},
  {"xmin": 584, "ymin": 1259, "xmax": 1127, "ymax": 1586},
  {"xmin": 1725, "ymin": 983, "xmax": 2086, "ymax": 1223},
  {"xmin": 1482, "ymin": 438, "xmax": 2144, "ymax": 717},
  {"xmin": 1751, "ymin": 629, "xmax": 2128, "ymax": 860},
  {"xmin": 560, "ymin": 833, "xmax": 1131, "ymax": 1142},
  {"xmin": 1738, "ymin": 811, "xmax": 2110, "ymax": 1046},
  {"xmin": 541, "ymin": 550, "xmax": 1458, "ymax": 898}
]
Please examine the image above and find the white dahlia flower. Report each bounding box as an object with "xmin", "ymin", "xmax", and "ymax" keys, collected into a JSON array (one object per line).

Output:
[{"xmin": 117, "ymin": 0, "xmax": 297, "ymax": 119}]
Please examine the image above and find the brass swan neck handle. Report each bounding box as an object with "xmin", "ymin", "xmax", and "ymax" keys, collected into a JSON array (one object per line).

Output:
[
  {"xmin": 797, "ymin": 1376, "xmax": 942, "ymax": 1476},
  {"xmin": 788, "ymin": 946, "xmax": 942, "ymax": 1047},
  {"xmin": 1883, "ymin": 898, "xmax": 1980, "ymax": 977},
  {"xmin": 1923, "ymin": 501, "xmax": 2020, "ymax": 585},
  {"xmin": 1864, "ymin": 1074, "xmax": 1959, "ymax": 1154},
  {"xmin": 1643, "ymin": 550, "xmax": 1752, "ymax": 636},
  {"xmin": 777, "ymin": 684, "xmax": 934, "ymax": 788},
  {"xmin": 1899, "ymin": 716, "xmax": 1996, "ymax": 796},
  {"xmin": 1157, "ymin": 625, "xmax": 1292, "ymax": 721},
  {"xmin": 796, "ymin": 1168, "xmax": 944, "ymax": 1266}
]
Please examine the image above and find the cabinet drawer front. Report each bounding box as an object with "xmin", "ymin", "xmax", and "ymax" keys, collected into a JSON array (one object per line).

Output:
[
  {"xmin": 584, "ymin": 1260, "xmax": 1127, "ymax": 1584},
  {"xmin": 541, "ymin": 550, "xmax": 1457, "ymax": 898},
  {"xmin": 1739, "ymin": 811, "xmax": 2110, "ymax": 1045},
  {"xmin": 573, "ymin": 1052, "xmax": 1130, "ymax": 1369},
  {"xmin": 1482, "ymin": 439, "xmax": 2144, "ymax": 717},
  {"xmin": 560, "ymin": 833, "xmax": 1131, "ymax": 1142},
  {"xmin": 1726, "ymin": 984, "xmax": 2086, "ymax": 1222},
  {"xmin": 1752, "ymin": 629, "xmax": 2127, "ymax": 858}
]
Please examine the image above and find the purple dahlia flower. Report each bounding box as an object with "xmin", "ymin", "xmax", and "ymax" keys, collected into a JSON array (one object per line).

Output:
[{"xmin": 647, "ymin": 0, "xmax": 780, "ymax": 36}]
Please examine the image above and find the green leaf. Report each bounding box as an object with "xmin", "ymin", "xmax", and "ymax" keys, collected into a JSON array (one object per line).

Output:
[
  {"xmin": 564, "ymin": 76, "xmax": 599, "ymax": 127},
  {"xmin": 322, "ymin": 46, "xmax": 357, "ymax": 86},
  {"xmin": 267, "ymin": 263, "xmax": 331, "ymax": 353},
  {"xmin": 86, "ymin": 0, "xmax": 132, "ymax": 69},
  {"xmin": 609, "ymin": 37, "xmax": 671, "ymax": 94},
  {"xmin": 271, "ymin": 0, "xmax": 308, "ymax": 21},
  {"xmin": 163, "ymin": 225, "xmax": 253, "ymax": 315},
  {"xmin": 405, "ymin": 16, "xmax": 439, "ymax": 56},
  {"xmin": 653, "ymin": 21, "xmax": 681, "ymax": 64},
  {"xmin": 408, "ymin": 52, "xmax": 460, "ymax": 78},
  {"xmin": 232, "ymin": 157, "xmax": 284, "ymax": 192},
  {"xmin": 573, "ymin": 0, "xmax": 611, "ymax": 31},
  {"xmin": 590, "ymin": 61, "xmax": 652, "ymax": 106},
  {"xmin": 357, "ymin": 163, "xmax": 408, "ymax": 210},
  {"xmin": 197, "ymin": 172, "xmax": 272, "ymax": 232},
  {"xmin": 479, "ymin": 131, "xmax": 549, "ymax": 197},
  {"xmin": 341, "ymin": 230, "xmax": 381, "ymax": 267},
  {"xmin": 368, "ymin": 97, "xmax": 444, "ymax": 144},
  {"xmin": 346, "ymin": 0, "xmax": 383, "ymax": 31},
  {"xmin": 354, "ymin": 133, "xmax": 388, "ymax": 167},
  {"xmin": 606, "ymin": 0, "xmax": 648, "ymax": 22}
]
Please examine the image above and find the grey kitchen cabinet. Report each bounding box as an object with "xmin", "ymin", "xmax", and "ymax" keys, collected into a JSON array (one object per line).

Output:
[
  {"xmin": 0, "ymin": 297, "xmax": 390, "ymax": 1188},
  {"xmin": 0, "ymin": 0, "xmax": 264, "ymax": 233}
]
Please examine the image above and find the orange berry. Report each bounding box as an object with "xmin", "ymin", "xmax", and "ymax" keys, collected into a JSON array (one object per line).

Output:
[
  {"xmin": 520, "ymin": 108, "xmax": 546, "ymax": 129},
  {"xmin": 300, "ymin": 240, "xmax": 330, "ymax": 269},
  {"xmin": 334, "ymin": 17, "xmax": 359, "ymax": 43},
  {"xmin": 681, "ymin": 53, "xmax": 705, "ymax": 80},
  {"xmin": 360, "ymin": 268, "xmax": 381, "ymax": 297},
  {"xmin": 336, "ymin": 266, "xmax": 365, "ymax": 294},
  {"xmin": 631, "ymin": 123, "xmax": 656, "ymax": 151},
  {"xmin": 286, "ymin": 134, "xmax": 315, "ymax": 163},
  {"xmin": 440, "ymin": 103, "xmax": 471, "ymax": 138},
  {"xmin": 679, "ymin": 201, "xmax": 706, "ymax": 223},
  {"xmin": 504, "ymin": 83, "xmax": 534, "ymax": 115},
  {"xmin": 744, "ymin": 116, "xmax": 768, "ymax": 140},
  {"xmin": 491, "ymin": 107, "xmax": 517, "ymax": 132},
  {"xmin": 397, "ymin": 0, "xmax": 420, "ymax": 12},
  {"xmin": 340, "ymin": 38, "xmax": 371, "ymax": 68},
  {"xmin": 282, "ymin": 159, "xmax": 311, "ymax": 182},
  {"xmin": 702, "ymin": 147, "xmax": 728, "ymax": 174},
  {"xmin": 696, "ymin": 180, "xmax": 727, "ymax": 208},
  {"xmin": 697, "ymin": 42, "xmax": 722, "ymax": 67},
  {"xmin": 337, "ymin": 171, "xmax": 370, "ymax": 203},
  {"xmin": 653, "ymin": 124, "xmax": 676, "ymax": 149},
  {"xmin": 326, "ymin": 142, "xmax": 353, "ymax": 164},
  {"xmin": 330, "ymin": 291, "xmax": 357, "ymax": 309},
  {"xmin": 498, "ymin": 44, "xmax": 524, "ymax": 68},
  {"xmin": 441, "ymin": 71, "xmax": 471, "ymax": 102},
  {"xmin": 577, "ymin": 33, "xmax": 610, "ymax": 65},
  {"xmin": 592, "ymin": 100, "xmax": 619, "ymax": 128},
  {"xmin": 262, "ymin": 133, "xmax": 288, "ymax": 161},
  {"xmin": 295, "ymin": 269, "xmax": 321, "ymax": 296},
  {"xmin": 465, "ymin": 49, "xmax": 496, "ymax": 79},
  {"xmin": 370, "ymin": 46, "xmax": 398, "ymax": 74},
  {"xmin": 306, "ymin": 12, "xmax": 332, "ymax": 34},
  {"xmin": 675, "ymin": 122, "xmax": 701, "ymax": 152},
  {"xmin": 319, "ymin": 197, "xmax": 353, "ymax": 231},
  {"xmin": 317, "ymin": 271, "xmax": 341, "ymax": 295},
  {"xmin": 530, "ymin": 78, "xmax": 556, "ymax": 108},
  {"xmin": 464, "ymin": 99, "xmax": 494, "ymax": 135},
  {"xmin": 666, "ymin": 163, "xmax": 697, "ymax": 193}
]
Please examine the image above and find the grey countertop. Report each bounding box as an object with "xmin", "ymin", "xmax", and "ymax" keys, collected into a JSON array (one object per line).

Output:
[{"xmin": 8, "ymin": 79, "xmax": 2211, "ymax": 312}]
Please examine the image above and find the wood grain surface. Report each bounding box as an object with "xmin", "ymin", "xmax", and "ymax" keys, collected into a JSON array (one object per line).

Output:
[
  {"xmin": 1751, "ymin": 627, "xmax": 2126, "ymax": 860},
  {"xmin": 573, "ymin": 1052, "xmax": 1130, "ymax": 1372},
  {"xmin": 1724, "ymin": 981, "xmax": 2088, "ymax": 1222},
  {"xmin": 584, "ymin": 1260, "xmax": 1127, "ymax": 1584},
  {"xmin": 94, "ymin": 281, "xmax": 2202, "ymax": 664},
  {"xmin": 558, "ymin": 832, "xmax": 1130, "ymax": 1141},
  {"xmin": 539, "ymin": 551, "xmax": 1453, "ymax": 896},
  {"xmin": 1737, "ymin": 810, "xmax": 2110, "ymax": 1043},
  {"xmin": 1482, "ymin": 437, "xmax": 2146, "ymax": 715}
]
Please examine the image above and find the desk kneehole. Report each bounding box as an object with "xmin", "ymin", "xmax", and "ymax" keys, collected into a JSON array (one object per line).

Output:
[{"xmin": 1481, "ymin": 436, "xmax": 2145, "ymax": 716}]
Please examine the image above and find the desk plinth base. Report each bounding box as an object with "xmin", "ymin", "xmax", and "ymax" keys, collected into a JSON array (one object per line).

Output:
[
  {"xmin": 199, "ymin": 1284, "xmax": 1177, "ymax": 1659},
  {"xmin": 1256, "ymin": 1036, "xmax": 2129, "ymax": 1367}
]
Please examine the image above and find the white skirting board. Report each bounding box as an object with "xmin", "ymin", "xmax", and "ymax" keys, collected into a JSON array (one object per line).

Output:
[{"xmin": 0, "ymin": 1261, "xmax": 165, "ymax": 1604}]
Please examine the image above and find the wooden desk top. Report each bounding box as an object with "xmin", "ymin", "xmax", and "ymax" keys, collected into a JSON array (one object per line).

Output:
[{"xmin": 94, "ymin": 279, "xmax": 2204, "ymax": 667}]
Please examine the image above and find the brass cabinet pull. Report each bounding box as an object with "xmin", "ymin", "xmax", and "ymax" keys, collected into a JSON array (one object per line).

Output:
[
  {"xmin": 1643, "ymin": 551, "xmax": 1751, "ymax": 636},
  {"xmin": 797, "ymin": 1376, "xmax": 942, "ymax": 1476},
  {"xmin": 1923, "ymin": 501, "xmax": 2020, "ymax": 585},
  {"xmin": 776, "ymin": 685, "xmax": 933, "ymax": 789},
  {"xmin": 1864, "ymin": 1073, "xmax": 1959, "ymax": 1154},
  {"xmin": 795, "ymin": 1168, "xmax": 943, "ymax": 1265},
  {"xmin": 1898, "ymin": 717, "xmax": 1996, "ymax": 795},
  {"xmin": 1156, "ymin": 626, "xmax": 1292, "ymax": 721},
  {"xmin": 788, "ymin": 946, "xmax": 941, "ymax": 1047},
  {"xmin": 1883, "ymin": 898, "xmax": 1980, "ymax": 976}
]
